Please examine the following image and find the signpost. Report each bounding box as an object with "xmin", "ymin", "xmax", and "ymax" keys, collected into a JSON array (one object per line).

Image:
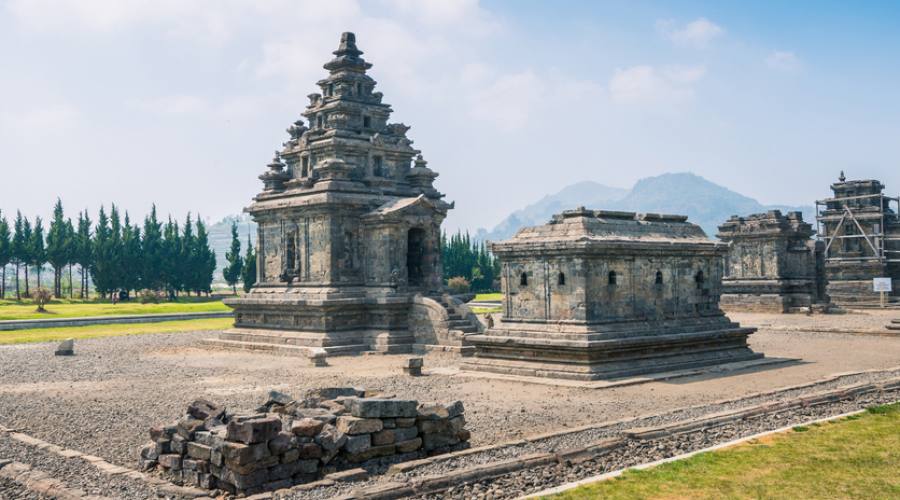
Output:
[{"xmin": 873, "ymin": 278, "xmax": 892, "ymax": 308}]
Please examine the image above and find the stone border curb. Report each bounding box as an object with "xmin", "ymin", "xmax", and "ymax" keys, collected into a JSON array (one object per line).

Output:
[
  {"xmin": 385, "ymin": 365, "xmax": 900, "ymax": 477},
  {"xmin": 520, "ymin": 406, "xmax": 876, "ymax": 498},
  {"xmin": 0, "ymin": 311, "xmax": 232, "ymax": 331},
  {"xmin": 340, "ymin": 377, "xmax": 900, "ymax": 499}
]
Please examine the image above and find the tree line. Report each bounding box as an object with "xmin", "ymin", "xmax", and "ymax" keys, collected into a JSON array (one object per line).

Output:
[
  {"xmin": 441, "ymin": 231, "xmax": 499, "ymax": 292},
  {"xmin": 0, "ymin": 200, "xmax": 236, "ymax": 300}
]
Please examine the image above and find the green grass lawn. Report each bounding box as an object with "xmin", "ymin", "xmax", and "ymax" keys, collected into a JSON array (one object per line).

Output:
[
  {"xmin": 471, "ymin": 306, "xmax": 502, "ymax": 314},
  {"xmin": 474, "ymin": 292, "xmax": 502, "ymax": 302},
  {"xmin": 548, "ymin": 403, "xmax": 900, "ymax": 500},
  {"xmin": 0, "ymin": 298, "xmax": 230, "ymax": 321},
  {"xmin": 0, "ymin": 317, "xmax": 233, "ymax": 345}
]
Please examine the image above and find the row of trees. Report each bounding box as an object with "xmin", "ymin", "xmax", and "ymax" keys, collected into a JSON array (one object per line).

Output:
[
  {"xmin": 0, "ymin": 201, "xmax": 224, "ymax": 300},
  {"xmin": 441, "ymin": 231, "xmax": 499, "ymax": 292},
  {"xmin": 223, "ymin": 221, "xmax": 257, "ymax": 294}
]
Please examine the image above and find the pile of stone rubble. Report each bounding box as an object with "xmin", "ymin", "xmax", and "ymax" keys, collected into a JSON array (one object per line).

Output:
[{"xmin": 138, "ymin": 388, "xmax": 469, "ymax": 496}]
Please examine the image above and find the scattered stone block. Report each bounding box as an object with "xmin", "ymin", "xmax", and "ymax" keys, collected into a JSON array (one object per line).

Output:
[
  {"xmin": 290, "ymin": 418, "xmax": 324, "ymax": 437},
  {"xmin": 403, "ymin": 357, "xmax": 423, "ymax": 376},
  {"xmin": 343, "ymin": 434, "xmax": 371, "ymax": 454},
  {"xmin": 54, "ymin": 338, "xmax": 74, "ymax": 356}
]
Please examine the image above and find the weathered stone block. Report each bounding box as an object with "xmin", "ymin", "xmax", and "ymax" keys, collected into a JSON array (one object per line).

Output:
[
  {"xmin": 372, "ymin": 429, "xmax": 395, "ymax": 446},
  {"xmin": 281, "ymin": 449, "xmax": 299, "ymax": 464},
  {"xmin": 226, "ymin": 415, "xmax": 282, "ymax": 444},
  {"xmin": 221, "ymin": 467, "xmax": 269, "ymax": 490},
  {"xmin": 298, "ymin": 443, "xmax": 322, "ymax": 459},
  {"xmin": 291, "ymin": 418, "xmax": 325, "ymax": 437},
  {"xmin": 395, "ymin": 417, "xmax": 416, "ymax": 428},
  {"xmin": 158, "ymin": 454, "xmax": 182, "ymax": 470},
  {"xmin": 344, "ymin": 434, "xmax": 371, "ymax": 454},
  {"xmin": 346, "ymin": 443, "xmax": 395, "ymax": 463},
  {"xmin": 176, "ymin": 418, "xmax": 205, "ymax": 440},
  {"xmin": 314, "ymin": 424, "xmax": 346, "ymax": 451},
  {"xmin": 149, "ymin": 425, "xmax": 177, "ymax": 442},
  {"xmin": 422, "ymin": 433, "xmax": 459, "ymax": 451},
  {"xmin": 187, "ymin": 400, "xmax": 225, "ymax": 422},
  {"xmin": 395, "ymin": 437, "xmax": 422, "ymax": 453},
  {"xmin": 268, "ymin": 432, "xmax": 293, "ymax": 455},
  {"xmin": 336, "ymin": 416, "xmax": 383, "ymax": 435},
  {"xmin": 171, "ymin": 434, "xmax": 187, "ymax": 455},
  {"xmin": 392, "ymin": 426, "xmax": 418, "ymax": 443},
  {"xmin": 183, "ymin": 459, "xmax": 209, "ymax": 473},
  {"xmin": 221, "ymin": 442, "xmax": 270, "ymax": 466},
  {"xmin": 347, "ymin": 398, "xmax": 417, "ymax": 418},
  {"xmin": 186, "ymin": 442, "xmax": 212, "ymax": 461}
]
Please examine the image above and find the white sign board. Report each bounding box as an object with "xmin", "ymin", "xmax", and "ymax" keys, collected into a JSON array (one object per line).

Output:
[{"xmin": 873, "ymin": 277, "xmax": 892, "ymax": 293}]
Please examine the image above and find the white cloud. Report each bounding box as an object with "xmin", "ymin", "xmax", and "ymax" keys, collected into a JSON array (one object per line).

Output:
[
  {"xmin": 128, "ymin": 95, "xmax": 208, "ymax": 115},
  {"xmin": 765, "ymin": 51, "xmax": 801, "ymax": 71},
  {"xmin": 609, "ymin": 64, "xmax": 706, "ymax": 104},
  {"xmin": 0, "ymin": 104, "xmax": 80, "ymax": 142},
  {"xmin": 656, "ymin": 17, "xmax": 724, "ymax": 48}
]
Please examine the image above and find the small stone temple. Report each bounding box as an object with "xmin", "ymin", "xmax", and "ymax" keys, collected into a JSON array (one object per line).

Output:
[
  {"xmin": 211, "ymin": 33, "xmax": 471, "ymax": 356},
  {"xmin": 462, "ymin": 208, "xmax": 762, "ymax": 381},
  {"xmin": 717, "ymin": 210, "xmax": 827, "ymax": 312},
  {"xmin": 816, "ymin": 173, "xmax": 900, "ymax": 304}
]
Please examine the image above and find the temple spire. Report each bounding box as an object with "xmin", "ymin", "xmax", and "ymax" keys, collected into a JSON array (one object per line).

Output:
[{"xmin": 324, "ymin": 31, "xmax": 372, "ymax": 72}]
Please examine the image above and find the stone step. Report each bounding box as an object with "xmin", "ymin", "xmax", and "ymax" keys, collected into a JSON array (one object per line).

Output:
[
  {"xmin": 218, "ymin": 330, "xmax": 355, "ymax": 348},
  {"xmin": 887, "ymin": 324, "xmax": 900, "ymax": 331},
  {"xmin": 203, "ymin": 338, "xmax": 367, "ymax": 356},
  {"xmin": 447, "ymin": 314, "xmax": 463, "ymax": 321}
]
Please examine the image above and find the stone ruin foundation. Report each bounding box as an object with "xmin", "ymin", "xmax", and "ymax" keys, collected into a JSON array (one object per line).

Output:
[
  {"xmin": 717, "ymin": 210, "xmax": 828, "ymax": 313},
  {"xmin": 463, "ymin": 208, "xmax": 762, "ymax": 381},
  {"xmin": 139, "ymin": 389, "xmax": 470, "ymax": 496}
]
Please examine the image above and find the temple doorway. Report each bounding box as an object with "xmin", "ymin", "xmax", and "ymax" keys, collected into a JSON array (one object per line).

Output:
[{"xmin": 407, "ymin": 227, "xmax": 426, "ymax": 286}]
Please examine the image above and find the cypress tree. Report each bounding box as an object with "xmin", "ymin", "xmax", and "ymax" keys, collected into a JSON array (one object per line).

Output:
[
  {"xmin": 241, "ymin": 231, "xmax": 256, "ymax": 293},
  {"xmin": 121, "ymin": 213, "xmax": 142, "ymax": 296},
  {"xmin": 91, "ymin": 206, "xmax": 113, "ymax": 298},
  {"xmin": 65, "ymin": 218, "xmax": 75, "ymax": 298},
  {"xmin": 46, "ymin": 199, "xmax": 69, "ymax": 297},
  {"xmin": 75, "ymin": 211, "xmax": 93, "ymax": 299},
  {"xmin": 141, "ymin": 205, "xmax": 164, "ymax": 291},
  {"xmin": 161, "ymin": 217, "xmax": 181, "ymax": 298},
  {"xmin": 30, "ymin": 217, "xmax": 46, "ymax": 290},
  {"xmin": 19, "ymin": 216, "xmax": 32, "ymax": 297},
  {"xmin": 223, "ymin": 221, "xmax": 243, "ymax": 294},
  {"xmin": 180, "ymin": 214, "xmax": 195, "ymax": 295},
  {"xmin": 10, "ymin": 212, "xmax": 27, "ymax": 300},
  {"xmin": 108, "ymin": 205, "xmax": 124, "ymax": 295},
  {"xmin": 0, "ymin": 211, "xmax": 10, "ymax": 299},
  {"xmin": 193, "ymin": 218, "xmax": 216, "ymax": 296}
]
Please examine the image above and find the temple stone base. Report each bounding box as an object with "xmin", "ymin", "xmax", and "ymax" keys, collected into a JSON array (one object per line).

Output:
[
  {"xmin": 462, "ymin": 315, "xmax": 760, "ymax": 381},
  {"xmin": 825, "ymin": 279, "xmax": 900, "ymax": 305}
]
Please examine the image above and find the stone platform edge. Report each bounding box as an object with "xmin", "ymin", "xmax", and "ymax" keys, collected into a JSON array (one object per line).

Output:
[{"xmin": 0, "ymin": 311, "xmax": 233, "ymax": 331}]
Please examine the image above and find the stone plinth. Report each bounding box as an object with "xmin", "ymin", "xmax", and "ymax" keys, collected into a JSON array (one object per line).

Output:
[
  {"xmin": 462, "ymin": 208, "xmax": 761, "ymax": 381},
  {"xmin": 717, "ymin": 210, "xmax": 827, "ymax": 313}
]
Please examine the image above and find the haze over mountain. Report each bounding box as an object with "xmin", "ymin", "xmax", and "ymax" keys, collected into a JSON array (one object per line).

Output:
[{"xmin": 475, "ymin": 173, "xmax": 815, "ymax": 242}]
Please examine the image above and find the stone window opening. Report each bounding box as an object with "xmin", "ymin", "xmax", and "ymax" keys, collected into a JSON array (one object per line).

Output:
[
  {"xmin": 695, "ymin": 270, "xmax": 705, "ymax": 290},
  {"xmin": 558, "ymin": 272, "xmax": 566, "ymax": 286},
  {"xmin": 301, "ymin": 156, "xmax": 309, "ymax": 177},
  {"xmin": 363, "ymin": 116, "xmax": 371, "ymax": 128},
  {"xmin": 655, "ymin": 270, "xmax": 664, "ymax": 285},
  {"xmin": 407, "ymin": 228, "xmax": 426, "ymax": 286},
  {"xmin": 316, "ymin": 114, "xmax": 324, "ymax": 128},
  {"xmin": 327, "ymin": 83, "xmax": 334, "ymax": 96},
  {"xmin": 373, "ymin": 156, "xmax": 383, "ymax": 177},
  {"xmin": 356, "ymin": 82, "xmax": 363, "ymax": 96},
  {"xmin": 608, "ymin": 270, "xmax": 617, "ymax": 286},
  {"xmin": 520, "ymin": 272, "xmax": 528, "ymax": 286}
]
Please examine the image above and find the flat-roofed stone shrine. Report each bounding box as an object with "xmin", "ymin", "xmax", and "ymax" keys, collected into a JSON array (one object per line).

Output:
[
  {"xmin": 717, "ymin": 210, "xmax": 828, "ymax": 313},
  {"xmin": 208, "ymin": 33, "xmax": 480, "ymax": 357},
  {"xmin": 462, "ymin": 208, "xmax": 762, "ymax": 380}
]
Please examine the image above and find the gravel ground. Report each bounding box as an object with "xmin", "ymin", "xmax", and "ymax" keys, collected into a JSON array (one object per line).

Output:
[
  {"xmin": 0, "ymin": 474, "xmax": 52, "ymax": 500},
  {"xmin": 0, "ymin": 312, "xmax": 897, "ymax": 498},
  {"xmin": 0, "ymin": 433, "xmax": 158, "ymax": 499}
]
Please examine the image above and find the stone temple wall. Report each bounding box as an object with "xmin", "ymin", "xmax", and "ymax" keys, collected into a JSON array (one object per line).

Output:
[
  {"xmin": 140, "ymin": 389, "xmax": 469, "ymax": 496},
  {"xmin": 717, "ymin": 210, "xmax": 826, "ymax": 312}
]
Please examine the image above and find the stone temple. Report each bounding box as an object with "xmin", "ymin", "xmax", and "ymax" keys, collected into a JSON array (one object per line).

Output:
[
  {"xmin": 462, "ymin": 208, "xmax": 761, "ymax": 380},
  {"xmin": 717, "ymin": 210, "xmax": 827, "ymax": 312},
  {"xmin": 816, "ymin": 174, "xmax": 900, "ymax": 304},
  {"xmin": 210, "ymin": 33, "xmax": 472, "ymax": 356}
]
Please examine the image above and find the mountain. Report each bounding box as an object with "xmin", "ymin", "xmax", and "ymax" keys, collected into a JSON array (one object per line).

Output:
[
  {"xmin": 476, "ymin": 172, "xmax": 815, "ymax": 241},
  {"xmin": 207, "ymin": 213, "xmax": 257, "ymax": 282},
  {"xmin": 475, "ymin": 181, "xmax": 629, "ymax": 242}
]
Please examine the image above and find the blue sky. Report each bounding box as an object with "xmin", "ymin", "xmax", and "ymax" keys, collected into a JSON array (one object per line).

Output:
[{"xmin": 1, "ymin": 0, "xmax": 898, "ymax": 233}]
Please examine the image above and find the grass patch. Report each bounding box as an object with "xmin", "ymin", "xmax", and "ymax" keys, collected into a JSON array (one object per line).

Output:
[
  {"xmin": 548, "ymin": 403, "xmax": 900, "ymax": 500},
  {"xmin": 471, "ymin": 306, "xmax": 502, "ymax": 314},
  {"xmin": 0, "ymin": 317, "xmax": 233, "ymax": 345},
  {"xmin": 0, "ymin": 299, "xmax": 229, "ymax": 321},
  {"xmin": 473, "ymin": 293, "xmax": 502, "ymax": 302}
]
